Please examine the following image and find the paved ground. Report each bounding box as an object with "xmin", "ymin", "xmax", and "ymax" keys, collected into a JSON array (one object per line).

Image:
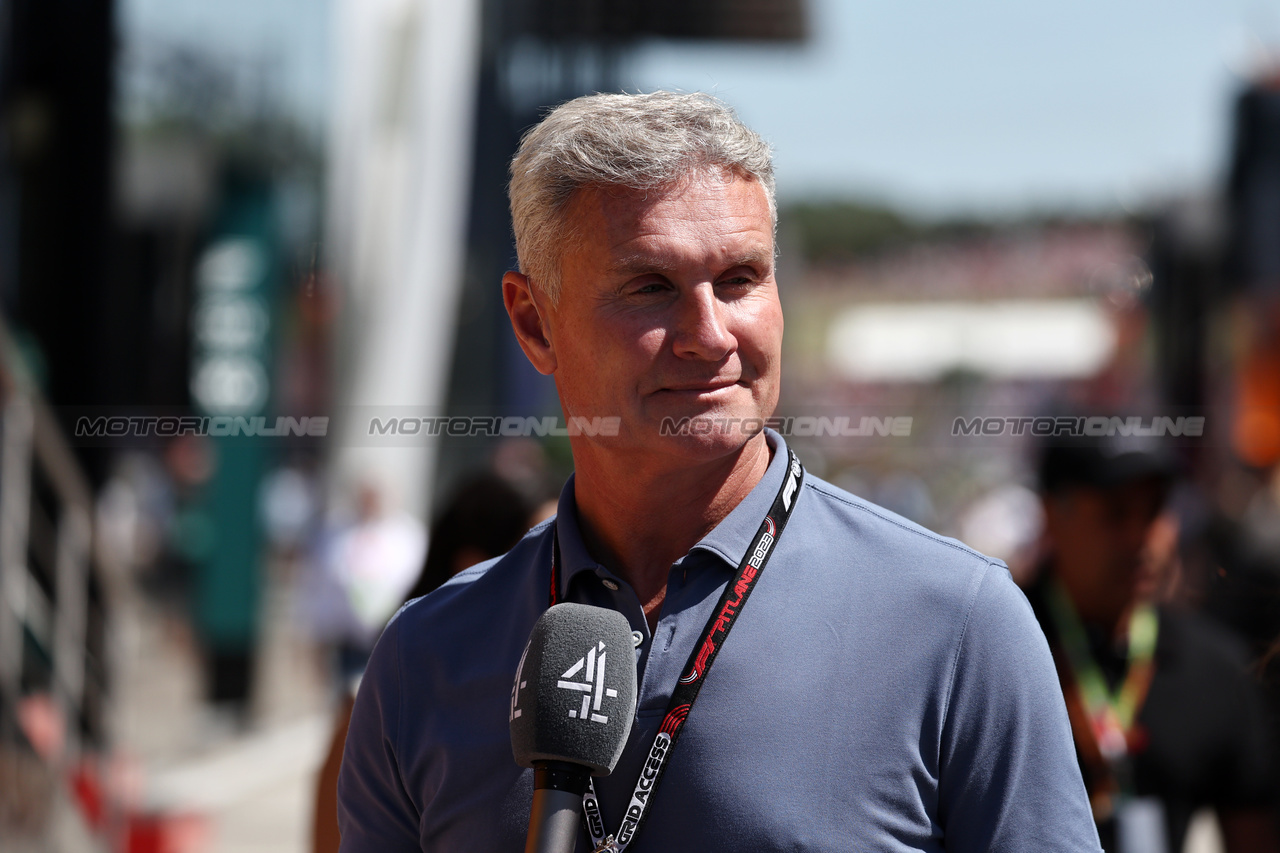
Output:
[{"xmin": 113, "ymin": 556, "xmax": 333, "ymax": 853}]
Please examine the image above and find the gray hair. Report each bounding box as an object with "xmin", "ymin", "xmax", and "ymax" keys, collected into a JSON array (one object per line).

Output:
[{"xmin": 508, "ymin": 91, "xmax": 776, "ymax": 304}]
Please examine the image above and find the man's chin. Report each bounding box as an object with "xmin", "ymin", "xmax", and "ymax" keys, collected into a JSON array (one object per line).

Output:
[{"xmin": 651, "ymin": 410, "xmax": 771, "ymax": 445}]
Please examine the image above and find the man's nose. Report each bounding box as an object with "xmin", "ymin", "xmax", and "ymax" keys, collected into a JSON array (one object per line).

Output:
[{"xmin": 671, "ymin": 285, "xmax": 735, "ymax": 361}]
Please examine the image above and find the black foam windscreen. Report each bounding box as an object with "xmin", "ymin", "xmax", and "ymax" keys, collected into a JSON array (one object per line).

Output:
[{"xmin": 510, "ymin": 603, "xmax": 638, "ymax": 775}]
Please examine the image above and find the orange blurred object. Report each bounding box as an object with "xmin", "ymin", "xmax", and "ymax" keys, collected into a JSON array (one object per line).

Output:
[{"xmin": 1232, "ymin": 312, "xmax": 1280, "ymax": 469}]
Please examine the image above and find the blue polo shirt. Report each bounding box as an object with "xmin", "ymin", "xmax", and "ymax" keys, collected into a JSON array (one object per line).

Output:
[{"xmin": 337, "ymin": 432, "xmax": 1101, "ymax": 852}]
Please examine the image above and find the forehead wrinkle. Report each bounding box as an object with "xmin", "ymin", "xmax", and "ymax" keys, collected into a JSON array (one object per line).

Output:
[
  {"xmin": 569, "ymin": 176, "xmax": 776, "ymax": 282},
  {"xmin": 606, "ymin": 251, "xmax": 677, "ymax": 277},
  {"xmin": 605, "ymin": 242, "xmax": 774, "ymax": 279}
]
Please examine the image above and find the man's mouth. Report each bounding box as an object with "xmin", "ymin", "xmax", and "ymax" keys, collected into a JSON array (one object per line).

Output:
[{"xmin": 658, "ymin": 379, "xmax": 740, "ymax": 394}]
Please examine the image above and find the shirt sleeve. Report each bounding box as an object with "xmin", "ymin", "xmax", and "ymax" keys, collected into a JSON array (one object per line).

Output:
[
  {"xmin": 338, "ymin": 613, "xmax": 423, "ymax": 852},
  {"xmin": 937, "ymin": 562, "xmax": 1102, "ymax": 853}
]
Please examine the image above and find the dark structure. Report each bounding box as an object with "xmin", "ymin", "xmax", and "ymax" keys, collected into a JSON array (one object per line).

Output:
[{"xmin": 0, "ymin": 0, "xmax": 117, "ymax": 458}]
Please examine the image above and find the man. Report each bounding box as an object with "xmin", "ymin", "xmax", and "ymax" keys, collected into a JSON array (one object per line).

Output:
[
  {"xmin": 337, "ymin": 91, "xmax": 1100, "ymax": 851},
  {"xmin": 1030, "ymin": 435, "xmax": 1278, "ymax": 853}
]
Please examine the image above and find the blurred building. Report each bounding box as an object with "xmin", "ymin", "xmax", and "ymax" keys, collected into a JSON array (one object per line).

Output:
[
  {"xmin": 777, "ymin": 216, "xmax": 1153, "ymax": 546},
  {"xmin": 1, "ymin": 0, "xmax": 333, "ymax": 846},
  {"xmin": 0, "ymin": 0, "xmax": 121, "ymax": 847}
]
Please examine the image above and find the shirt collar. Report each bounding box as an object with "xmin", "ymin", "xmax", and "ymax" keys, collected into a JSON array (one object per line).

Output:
[
  {"xmin": 553, "ymin": 429, "xmax": 791, "ymax": 599},
  {"xmin": 552, "ymin": 472, "xmax": 603, "ymax": 595}
]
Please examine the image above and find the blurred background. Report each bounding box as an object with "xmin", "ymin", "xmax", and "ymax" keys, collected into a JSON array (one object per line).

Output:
[{"xmin": 2, "ymin": 0, "xmax": 1280, "ymax": 850}]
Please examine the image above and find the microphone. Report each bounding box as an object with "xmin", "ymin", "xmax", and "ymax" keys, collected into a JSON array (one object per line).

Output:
[{"xmin": 511, "ymin": 603, "xmax": 638, "ymax": 853}]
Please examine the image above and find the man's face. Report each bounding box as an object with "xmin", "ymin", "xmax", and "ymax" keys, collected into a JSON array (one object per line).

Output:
[
  {"xmin": 1043, "ymin": 477, "xmax": 1168, "ymax": 625},
  {"xmin": 534, "ymin": 170, "xmax": 782, "ymax": 466}
]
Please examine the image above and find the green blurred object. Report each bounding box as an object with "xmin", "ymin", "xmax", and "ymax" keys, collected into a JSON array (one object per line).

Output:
[{"xmin": 188, "ymin": 172, "xmax": 281, "ymax": 688}]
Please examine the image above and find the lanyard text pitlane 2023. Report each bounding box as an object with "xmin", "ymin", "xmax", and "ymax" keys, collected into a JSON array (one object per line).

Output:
[{"xmin": 548, "ymin": 449, "xmax": 804, "ymax": 853}]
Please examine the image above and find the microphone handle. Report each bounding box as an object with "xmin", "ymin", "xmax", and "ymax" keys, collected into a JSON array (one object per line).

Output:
[{"xmin": 526, "ymin": 761, "xmax": 590, "ymax": 853}]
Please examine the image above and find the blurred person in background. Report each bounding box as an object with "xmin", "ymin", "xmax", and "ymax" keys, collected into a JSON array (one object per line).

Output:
[
  {"xmin": 1197, "ymin": 301, "xmax": 1280, "ymax": 838},
  {"xmin": 403, "ymin": 471, "xmax": 546, "ymax": 602},
  {"xmin": 304, "ymin": 481, "xmax": 427, "ymax": 684},
  {"xmin": 337, "ymin": 91, "xmax": 1100, "ymax": 852},
  {"xmin": 312, "ymin": 470, "xmax": 536, "ymax": 853},
  {"xmin": 1027, "ymin": 431, "xmax": 1279, "ymax": 853}
]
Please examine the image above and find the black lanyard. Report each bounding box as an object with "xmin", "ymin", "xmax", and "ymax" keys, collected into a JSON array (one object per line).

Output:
[{"xmin": 549, "ymin": 449, "xmax": 804, "ymax": 853}]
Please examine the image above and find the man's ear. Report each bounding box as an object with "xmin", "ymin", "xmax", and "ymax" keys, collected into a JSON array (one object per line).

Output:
[{"xmin": 503, "ymin": 271, "xmax": 556, "ymax": 375}]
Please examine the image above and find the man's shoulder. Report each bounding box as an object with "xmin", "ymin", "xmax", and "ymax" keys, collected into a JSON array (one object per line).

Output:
[
  {"xmin": 392, "ymin": 516, "xmax": 555, "ymax": 639},
  {"xmin": 798, "ymin": 473, "xmax": 1003, "ymax": 577},
  {"xmin": 781, "ymin": 473, "xmax": 1018, "ymax": 640}
]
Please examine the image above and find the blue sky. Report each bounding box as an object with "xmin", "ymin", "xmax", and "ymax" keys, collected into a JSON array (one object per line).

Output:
[
  {"xmin": 625, "ymin": 0, "xmax": 1280, "ymax": 214},
  {"xmin": 121, "ymin": 0, "xmax": 1280, "ymax": 215}
]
